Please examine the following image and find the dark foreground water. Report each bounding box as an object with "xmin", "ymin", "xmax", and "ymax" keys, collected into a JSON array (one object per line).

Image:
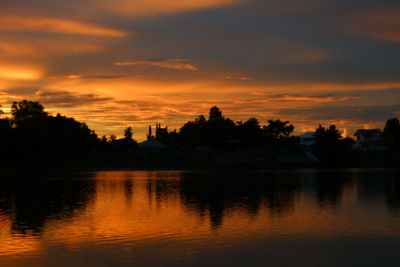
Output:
[{"xmin": 1, "ymin": 169, "xmax": 400, "ymax": 267}]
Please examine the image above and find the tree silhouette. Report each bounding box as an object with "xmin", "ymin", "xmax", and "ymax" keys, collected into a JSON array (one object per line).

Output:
[
  {"xmin": 11, "ymin": 100, "xmax": 47, "ymax": 127},
  {"xmin": 0, "ymin": 118, "xmax": 11, "ymax": 162},
  {"xmin": 383, "ymin": 118, "xmax": 400, "ymax": 151},
  {"xmin": 124, "ymin": 127, "xmax": 133, "ymax": 140},
  {"xmin": 179, "ymin": 107, "xmax": 299, "ymax": 149},
  {"xmin": 236, "ymin": 118, "xmax": 262, "ymax": 147},
  {"xmin": 314, "ymin": 125, "xmax": 352, "ymax": 163},
  {"xmin": 205, "ymin": 107, "xmax": 235, "ymax": 147},
  {"xmin": 180, "ymin": 115, "xmax": 207, "ymax": 147},
  {"xmin": 263, "ymin": 119, "xmax": 294, "ymax": 140},
  {"xmin": 4, "ymin": 100, "xmax": 100, "ymax": 162},
  {"xmin": 208, "ymin": 106, "xmax": 223, "ymax": 121}
]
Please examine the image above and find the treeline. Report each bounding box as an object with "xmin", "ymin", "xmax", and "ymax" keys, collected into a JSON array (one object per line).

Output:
[
  {"xmin": 1, "ymin": 100, "xmax": 400, "ymax": 165},
  {"xmin": 0, "ymin": 101, "xmax": 99, "ymax": 162},
  {"xmin": 163, "ymin": 106, "xmax": 299, "ymax": 149}
]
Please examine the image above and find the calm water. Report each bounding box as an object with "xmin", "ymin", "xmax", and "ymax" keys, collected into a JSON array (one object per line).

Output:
[{"xmin": 1, "ymin": 169, "xmax": 400, "ymax": 267}]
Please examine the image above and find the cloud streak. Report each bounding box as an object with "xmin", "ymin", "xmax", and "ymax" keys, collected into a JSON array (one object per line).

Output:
[
  {"xmin": 34, "ymin": 90, "xmax": 113, "ymax": 107},
  {"xmin": 0, "ymin": 15, "xmax": 128, "ymax": 37},
  {"xmin": 268, "ymin": 94, "xmax": 361, "ymax": 103},
  {"xmin": 94, "ymin": 0, "xmax": 243, "ymax": 16},
  {"xmin": 115, "ymin": 59, "xmax": 198, "ymax": 71},
  {"xmin": 50, "ymin": 75, "xmax": 127, "ymax": 80}
]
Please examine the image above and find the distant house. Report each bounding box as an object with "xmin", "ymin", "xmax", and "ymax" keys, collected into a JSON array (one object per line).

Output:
[
  {"xmin": 353, "ymin": 129, "xmax": 386, "ymax": 151},
  {"xmin": 354, "ymin": 129, "xmax": 383, "ymax": 144},
  {"xmin": 138, "ymin": 138, "xmax": 166, "ymax": 149},
  {"xmin": 300, "ymin": 132, "xmax": 316, "ymax": 147}
]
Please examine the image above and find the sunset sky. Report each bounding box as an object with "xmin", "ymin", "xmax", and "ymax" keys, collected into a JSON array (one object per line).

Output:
[{"xmin": 1, "ymin": 0, "xmax": 400, "ymax": 140}]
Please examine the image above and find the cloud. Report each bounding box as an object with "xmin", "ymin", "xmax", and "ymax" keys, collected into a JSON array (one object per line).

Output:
[
  {"xmin": 276, "ymin": 105, "xmax": 400, "ymax": 124},
  {"xmin": 94, "ymin": 0, "xmax": 243, "ymax": 16},
  {"xmin": 0, "ymin": 65, "xmax": 41, "ymax": 80},
  {"xmin": 3, "ymin": 87, "xmax": 39, "ymax": 96},
  {"xmin": 0, "ymin": 37, "xmax": 105, "ymax": 57},
  {"xmin": 50, "ymin": 75, "xmax": 127, "ymax": 80},
  {"xmin": 225, "ymin": 75, "xmax": 254, "ymax": 81},
  {"xmin": 267, "ymin": 94, "xmax": 361, "ymax": 103},
  {"xmin": 115, "ymin": 59, "xmax": 198, "ymax": 71},
  {"xmin": 248, "ymin": 92, "xmax": 360, "ymax": 103},
  {"xmin": 33, "ymin": 90, "xmax": 113, "ymax": 107},
  {"xmin": 344, "ymin": 7, "xmax": 400, "ymax": 42},
  {"xmin": 0, "ymin": 15, "xmax": 128, "ymax": 37}
]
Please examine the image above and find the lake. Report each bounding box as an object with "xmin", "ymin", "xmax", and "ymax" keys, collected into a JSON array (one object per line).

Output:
[{"xmin": 0, "ymin": 169, "xmax": 399, "ymax": 267}]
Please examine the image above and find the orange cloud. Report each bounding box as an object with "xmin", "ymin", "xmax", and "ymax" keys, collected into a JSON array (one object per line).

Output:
[
  {"xmin": 115, "ymin": 59, "xmax": 198, "ymax": 71},
  {"xmin": 95, "ymin": 0, "xmax": 243, "ymax": 16},
  {"xmin": 0, "ymin": 37, "xmax": 105, "ymax": 57},
  {"xmin": 268, "ymin": 94, "xmax": 361, "ymax": 103},
  {"xmin": 0, "ymin": 15, "xmax": 128, "ymax": 37},
  {"xmin": 0, "ymin": 66, "xmax": 41, "ymax": 80}
]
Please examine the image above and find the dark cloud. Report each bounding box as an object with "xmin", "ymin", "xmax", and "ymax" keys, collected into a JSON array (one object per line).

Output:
[
  {"xmin": 4, "ymin": 87, "xmax": 39, "ymax": 95},
  {"xmin": 35, "ymin": 90, "xmax": 113, "ymax": 107},
  {"xmin": 277, "ymin": 105, "xmax": 400, "ymax": 124},
  {"xmin": 115, "ymin": 59, "xmax": 198, "ymax": 71}
]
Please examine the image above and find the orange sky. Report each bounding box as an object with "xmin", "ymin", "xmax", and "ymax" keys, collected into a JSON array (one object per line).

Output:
[{"xmin": 1, "ymin": 0, "xmax": 400, "ymax": 140}]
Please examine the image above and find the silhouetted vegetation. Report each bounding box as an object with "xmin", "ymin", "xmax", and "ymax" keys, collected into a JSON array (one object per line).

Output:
[
  {"xmin": 179, "ymin": 106, "xmax": 299, "ymax": 149},
  {"xmin": 0, "ymin": 100, "xmax": 99, "ymax": 163},
  {"xmin": 314, "ymin": 125, "xmax": 354, "ymax": 164},
  {"xmin": 1, "ymin": 100, "xmax": 400, "ymax": 168},
  {"xmin": 383, "ymin": 118, "xmax": 400, "ymax": 152}
]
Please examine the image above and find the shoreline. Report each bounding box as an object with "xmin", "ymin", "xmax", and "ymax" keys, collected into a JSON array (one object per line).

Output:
[{"xmin": 2, "ymin": 161, "xmax": 400, "ymax": 174}]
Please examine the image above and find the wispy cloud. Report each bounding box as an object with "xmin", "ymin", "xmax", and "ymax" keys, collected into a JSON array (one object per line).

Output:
[
  {"xmin": 34, "ymin": 90, "xmax": 114, "ymax": 107},
  {"xmin": 115, "ymin": 59, "xmax": 198, "ymax": 71},
  {"xmin": 0, "ymin": 37, "xmax": 105, "ymax": 57},
  {"xmin": 225, "ymin": 75, "xmax": 254, "ymax": 81},
  {"xmin": 95, "ymin": 0, "xmax": 243, "ymax": 16},
  {"xmin": 49, "ymin": 75, "xmax": 127, "ymax": 80},
  {"xmin": 268, "ymin": 94, "xmax": 361, "ymax": 103},
  {"xmin": 277, "ymin": 104, "xmax": 400, "ymax": 124},
  {"xmin": 0, "ymin": 15, "xmax": 128, "ymax": 37},
  {"xmin": 248, "ymin": 93, "xmax": 360, "ymax": 103}
]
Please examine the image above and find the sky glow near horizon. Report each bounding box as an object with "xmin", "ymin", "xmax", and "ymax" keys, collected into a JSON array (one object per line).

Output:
[{"xmin": 1, "ymin": 0, "xmax": 400, "ymax": 140}]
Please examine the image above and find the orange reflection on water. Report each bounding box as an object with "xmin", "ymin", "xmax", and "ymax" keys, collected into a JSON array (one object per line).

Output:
[
  {"xmin": 1, "ymin": 170, "xmax": 400, "ymax": 264},
  {"xmin": 0, "ymin": 214, "xmax": 41, "ymax": 256}
]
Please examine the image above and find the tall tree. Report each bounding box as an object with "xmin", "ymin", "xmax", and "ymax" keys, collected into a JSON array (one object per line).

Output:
[
  {"xmin": 383, "ymin": 118, "xmax": 400, "ymax": 150},
  {"xmin": 124, "ymin": 127, "xmax": 133, "ymax": 140},
  {"xmin": 206, "ymin": 107, "xmax": 235, "ymax": 147},
  {"xmin": 208, "ymin": 106, "xmax": 223, "ymax": 121}
]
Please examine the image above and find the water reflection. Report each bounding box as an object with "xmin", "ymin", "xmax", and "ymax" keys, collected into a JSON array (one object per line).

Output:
[
  {"xmin": 0, "ymin": 169, "xmax": 400, "ymax": 266},
  {"xmin": 313, "ymin": 172, "xmax": 352, "ymax": 209},
  {"xmin": 179, "ymin": 172, "xmax": 302, "ymax": 228},
  {"xmin": 0, "ymin": 172, "xmax": 95, "ymax": 235}
]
